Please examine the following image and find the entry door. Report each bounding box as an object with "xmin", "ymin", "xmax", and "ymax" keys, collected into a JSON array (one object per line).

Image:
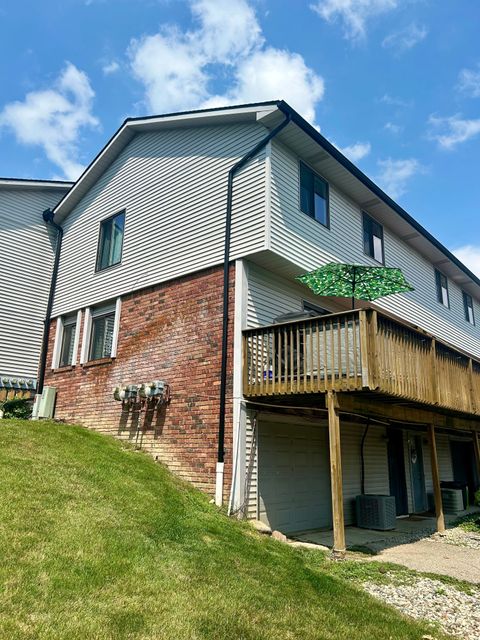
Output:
[
  {"xmin": 387, "ymin": 428, "xmax": 408, "ymax": 516},
  {"xmin": 258, "ymin": 421, "xmax": 332, "ymax": 534},
  {"xmin": 409, "ymin": 435, "xmax": 427, "ymax": 513}
]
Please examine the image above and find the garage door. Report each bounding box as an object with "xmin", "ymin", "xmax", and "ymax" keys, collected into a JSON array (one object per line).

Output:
[{"xmin": 258, "ymin": 420, "xmax": 332, "ymax": 534}]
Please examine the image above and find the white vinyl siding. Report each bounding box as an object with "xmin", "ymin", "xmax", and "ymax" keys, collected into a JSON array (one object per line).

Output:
[
  {"xmin": 246, "ymin": 262, "xmax": 342, "ymax": 329},
  {"xmin": 53, "ymin": 123, "xmax": 268, "ymax": 316},
  {"xmin": 247, "ymin": 412, "xmax": 389, "ymax": 527},
  {"xmin": 0, "ymin": 187, "xmax": 69, "ymax": 380},
  {"xmin": 269, "ymin": 139, "xmax": 480, "ymax": 358}
]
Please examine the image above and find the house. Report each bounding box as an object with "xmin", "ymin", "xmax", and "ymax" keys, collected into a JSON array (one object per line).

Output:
[
  {"xmin": 0, "ymin": 178, "xmax": 72, "ymax": 399},
  {"xmin": 36, "ymin": 101, "xmax": 479, "ymax": 551}
]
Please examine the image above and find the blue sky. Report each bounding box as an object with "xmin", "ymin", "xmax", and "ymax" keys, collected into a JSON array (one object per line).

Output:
[{"xmin": 1, "ymin": 1, "xmax": 480, "ymax": 271}]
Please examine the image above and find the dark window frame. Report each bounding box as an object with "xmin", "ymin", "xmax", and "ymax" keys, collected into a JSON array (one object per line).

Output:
[
  {"xmin": 88, "ymin": 310, "xmax": 116, "ymax": 361},
  {"xmin": 59, "ymin": 319, "xmax": 77, "ymax": 368},
  {"xmin": 362, "ymin": 211, "xmax": 385, "ymax": 265},
  {"xmin": 435, "ymin": 269, "xmax": 450, "ymax": 308},
  {"xmin": 298, "ymin": 161, "xmax": 330, "ymax": 229},
  {"xmin": 463, "ymin": 291, "xmax": 475, "ymax": 325},
  {"xmin": 95, "ymin": 209, "xmax": 125, "ymax": 273}
]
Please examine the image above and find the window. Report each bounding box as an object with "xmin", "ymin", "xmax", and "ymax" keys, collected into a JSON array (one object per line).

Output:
[
  {"xmin": 463, "ymin": 291, "xmax": 475, "ymax": 325},
  {"xmin": 303, "ymin": 301, "xmax": 330, "ymax": 316},
  {"xmin": 96, "ymin": 210, "xmax": 125, "ymax": 271},
  {"xmin": 89, "ymin": 310, "xmax": 116, "ymax": 361},
  {"xmin": 59, "ymin": 318, "xmax": 77, "ymax": 367},
  {"xmin": 363, "ymin": 212, "xmax": 384, "ymax": 264},
  {"xmin": 299, "ymin": 162, "xmax": 329, "ymax": 227},
  {"xmin": 435, "ymin": 270, "xmax": 449, "ymax": 307}
]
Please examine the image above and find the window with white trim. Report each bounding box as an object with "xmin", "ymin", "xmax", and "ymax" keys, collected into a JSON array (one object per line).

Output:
[
  {"xmin": 89, "ymin": 308, "xmax": 116, "ymax": 360},
  {"xmin": 81, "ymin": 298, "xmax": 122, "ymax": 363},
  {"xmin": 96, "ymin": 210, "xmax": 125, "ymax": 271},
  {"xmin": 52, "ymin": 311, "xmax": 81, "ymax": 369},
  {"xmin": 59, "ymin": 317, "xmax": 77, "ymax": 367}
]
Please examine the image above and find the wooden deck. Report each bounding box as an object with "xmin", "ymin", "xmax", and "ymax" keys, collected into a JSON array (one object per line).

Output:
[{"xmin": 243, "ymin": 308, "xmax": 480, "ymax": 416}]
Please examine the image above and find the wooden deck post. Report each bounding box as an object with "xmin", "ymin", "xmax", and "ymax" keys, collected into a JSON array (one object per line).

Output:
[
  {"xmin": 326, "ymin": 390, "xmax": 346, "ymax": 555},
  {"xmin": 427, "ymin": 423, "xmax": 445, "ymax": 534}
]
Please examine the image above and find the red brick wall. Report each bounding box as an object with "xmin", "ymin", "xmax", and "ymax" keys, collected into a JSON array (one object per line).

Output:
[{"xmin": 45, "ymin": 265, "xmax": 234, "ymax": 497}]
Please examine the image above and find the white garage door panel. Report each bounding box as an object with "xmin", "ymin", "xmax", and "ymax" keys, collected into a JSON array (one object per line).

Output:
[{"xmin": 259, "ymin": 422, "xmax": 332, "ymax": 534}]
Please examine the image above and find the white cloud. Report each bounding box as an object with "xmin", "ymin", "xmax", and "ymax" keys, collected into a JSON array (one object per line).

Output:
[
  {"xmin": 103, "ymin": 60, "xmax": 120, "ymax": 75},
  {"xmin": 376, "ymin": 157, "xmax": 422, "ymax": 199},
  {"xmin": 190, "ymin": 0, "xmax": 262, "ymax": 63},
  {"xmin": 335, "ymin": 141, "xmax": 371, "ymax": 161},
  {"xmin": 0, "ymin": 63, "xmax": 98, "ymax": 180},
  {"xmin": 428, "ymin": 114, "xmax": 480, "ymax": 150},
  {"xmin": 382, "ymin": 22, "xmax": 427, "ymax": 53},
  {"xmin": 384, "ymin": 121, "xmax": 402, "ymax": 134},
  {"xmin": 203, "ymin": 48, "xmax": 324, "ymax": 124},
  {"xmin": 453, "ymin": 246, "xmax": 480, "ymax": 277},
  {"xmin": 311, "ymin": 0, "xmax": 399, "ymax": 40},
  {"xmin": 129, "ymin": 0, "xmax": 324, "ymax": 123},
  {"xmin": 457, "ymin": 64, "xmax": 480, "ymax": 98}
]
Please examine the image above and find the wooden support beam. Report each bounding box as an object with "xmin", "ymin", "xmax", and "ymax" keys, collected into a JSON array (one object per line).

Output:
[
  {"xmin": 427, "ymin": 423, "xmax": 445, "ymax": 534},
  {"xmin": 326, "ymin": 391, "xmax": 346, "ymax": 555}
]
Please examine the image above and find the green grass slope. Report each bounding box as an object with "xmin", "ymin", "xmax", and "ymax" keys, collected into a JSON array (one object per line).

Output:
[{"xmin": 0, "ymin": 420, "xmax": 446, "ymax": 639}]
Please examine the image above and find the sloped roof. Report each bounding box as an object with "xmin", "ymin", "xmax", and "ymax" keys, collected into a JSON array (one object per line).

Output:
[{"xmin": 49, "ymin": 99, "xmax": 480, "ymax": 295}]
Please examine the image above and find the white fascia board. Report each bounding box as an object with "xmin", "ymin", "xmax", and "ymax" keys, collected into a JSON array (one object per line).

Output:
[
  {"xmin": 53, "ymin": 103, "xmax": 282, "ymax": 222},
  {"xmin": 0, "ymin": 179, "xmax": 73, "ymax": 190}
]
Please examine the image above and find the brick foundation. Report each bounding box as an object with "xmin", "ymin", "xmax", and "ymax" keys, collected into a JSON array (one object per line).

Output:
[{"xmin": 45, "ymin": 265, "xmax": 234, "ymax": 497}]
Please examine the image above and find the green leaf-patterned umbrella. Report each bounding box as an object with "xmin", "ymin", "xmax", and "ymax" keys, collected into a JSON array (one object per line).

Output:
[{"xmin": 296, "ymin": 263, "xmax": 414, "ymax": 309}]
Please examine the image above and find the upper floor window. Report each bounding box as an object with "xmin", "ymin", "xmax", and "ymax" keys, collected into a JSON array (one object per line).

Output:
[
  {"xmin": 96, "ymin": 210, "xmax": 125, "ymax": 271},
  {"xmin": 59, "ymin": 316, "xmax": 77, "ymax": 368},
  {"xmin": 463, "ymin": 291, "xmax": 475, "ymax": 325},
  {"xmin": 89, "ymin": 307, "xmax": 116, "ymax": 360},
  {"xmin": 299, "ymin": 162, "xmax": 329, "ymax": 227},
  {"xmin": 363, "ymin": 212, "xmax": 384, "ymax": 264},
  {"xmin": 435, "ymin": 269, "xmax": 449, "ymax": 307}
]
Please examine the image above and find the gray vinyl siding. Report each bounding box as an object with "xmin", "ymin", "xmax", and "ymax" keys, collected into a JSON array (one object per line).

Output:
[
  {"xmin": 246, "ymin": 261, "xmax": 342, "ymax": 328},
  {"xmin": 245, "ymin": 411, "xmax": 258, "ymax": 518},
  {"xmin": 0, "ymin": 188, "xmax": 67, "ymax": 379},
  {"xmin": 246, "ymin": 411, "xmax": 389, "ymax": 526},
  {"xmin": 53, "ymin": 123, "xmax": 268, "ymax": 316},
  {"xmin": 269, "ymin": 140, "xmax": 480, "ymax": 358},
  {"xmin": 342, "ymin": 423, "xmax": 389, "ymax": 525}
]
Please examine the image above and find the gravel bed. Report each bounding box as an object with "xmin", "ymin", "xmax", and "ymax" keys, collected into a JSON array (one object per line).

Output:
[
  {"xmin": 363, "ymin": 575, "xmax": 480, "ymax": 640},
  {"xmin": 429, "ymin": 528, "xmax": 480, "ymax": 550}
]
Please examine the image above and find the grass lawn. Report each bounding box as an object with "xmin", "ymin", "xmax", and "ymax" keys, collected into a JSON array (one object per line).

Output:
[{"xmin": 0, "ymin": 420, "xmax": 450, "ymax": 640}]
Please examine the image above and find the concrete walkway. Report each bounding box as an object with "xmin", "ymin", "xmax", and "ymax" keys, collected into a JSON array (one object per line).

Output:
[
  {"xmin": 294, "ymin": 509, "xmax": 480, "ymax": 583},
  {"xmin": 370, "ymin": 538, "xmax": 480, "ymax": 583}
]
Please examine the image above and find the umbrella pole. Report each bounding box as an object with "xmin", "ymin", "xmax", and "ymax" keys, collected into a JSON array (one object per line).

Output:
[{"xmin": 351, "ymin": 266, "xmax": 356, "ymax": 310}]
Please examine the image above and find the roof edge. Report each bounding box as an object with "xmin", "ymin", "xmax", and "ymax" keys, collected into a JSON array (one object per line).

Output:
[
  {"xmin": 0, "ymin": 177, "xmax": 73, "ymax": 188},
  {"xmin": 276, "ymin": 100, "xmax": 480, "ymax": 290}
]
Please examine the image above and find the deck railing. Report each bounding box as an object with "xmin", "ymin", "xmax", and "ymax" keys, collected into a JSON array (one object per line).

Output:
[{"xmin": 242, "ymin": 308, "xmax": 480, "ymax": 415}]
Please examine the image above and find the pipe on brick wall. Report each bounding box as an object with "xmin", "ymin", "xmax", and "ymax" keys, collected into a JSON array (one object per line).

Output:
[
  {"xmin": 36, "ymin": 208, "xmax": 63, "ymax": 396},
  {"xmin": 216, "ymin": 110, "xmax": 291, "ymax": 506}
]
